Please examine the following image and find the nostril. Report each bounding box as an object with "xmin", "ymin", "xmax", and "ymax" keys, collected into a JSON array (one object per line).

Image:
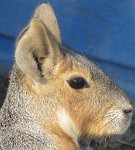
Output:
[{"xmin": 123, "ymin": 108, "xmax": 132, "ymax": 114}]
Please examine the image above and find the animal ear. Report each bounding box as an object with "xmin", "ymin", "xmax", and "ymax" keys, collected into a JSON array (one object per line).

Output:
[
  {"xmin": 15, "ymin": 19, "xmax": 63, "ymax": 84},
  {"xmin": 33, "ymin": 3, "xmax": 61, "ymax": 44}
]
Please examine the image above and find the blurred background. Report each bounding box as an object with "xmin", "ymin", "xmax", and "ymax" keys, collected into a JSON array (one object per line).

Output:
[{"xmin": 0, "ymin": 0, "xmax": 135, "ymax": 102}]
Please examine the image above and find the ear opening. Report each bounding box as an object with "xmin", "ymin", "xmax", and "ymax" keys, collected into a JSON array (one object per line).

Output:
[{"xmin": 15, "ymin": 19, "xmax": 62, "ymax": 85}]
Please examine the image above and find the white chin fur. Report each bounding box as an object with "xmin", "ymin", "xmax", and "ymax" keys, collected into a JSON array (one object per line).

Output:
[{"xmin": 57, "ymin": 109, "xmax": 79, "ymax": 146}]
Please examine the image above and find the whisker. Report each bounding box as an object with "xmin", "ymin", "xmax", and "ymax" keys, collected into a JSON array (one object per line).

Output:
[
  {"xmin": 96, "ymin": 116, "xmax": 117, "ymax": 135},
  {"xmin": 86, "ymin": 105, "xmax": 114, "ymax": 130}
]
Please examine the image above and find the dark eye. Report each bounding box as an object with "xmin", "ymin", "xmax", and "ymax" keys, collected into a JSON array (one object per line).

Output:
[{"xmin": 68, "ymin": 77, "xmax": 89, "ymax": 89}]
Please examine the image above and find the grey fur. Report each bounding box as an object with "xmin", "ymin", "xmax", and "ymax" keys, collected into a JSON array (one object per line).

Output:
[{"xmin": 0, "ymin": 66, "xmax": 58, "ymax": 150}]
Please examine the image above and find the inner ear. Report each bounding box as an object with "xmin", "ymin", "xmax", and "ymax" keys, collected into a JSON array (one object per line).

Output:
[
  {"xmin": 15, "ymin": 19, "xmax": 62, "ymax": 84},
  {"xmin": 33, "ymin": 54, "xmax": 46, "ymax": 77}
]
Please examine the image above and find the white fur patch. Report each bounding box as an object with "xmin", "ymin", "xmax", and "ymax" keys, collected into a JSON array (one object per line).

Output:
[{"xmin": 57, "ymin": 109, "xmax": 79, "ymax": 145}]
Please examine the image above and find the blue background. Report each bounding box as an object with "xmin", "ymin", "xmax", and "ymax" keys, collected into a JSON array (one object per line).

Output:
[{"xmin": 0, "ymin": 0, "xmax": 135, "ymax": 101}]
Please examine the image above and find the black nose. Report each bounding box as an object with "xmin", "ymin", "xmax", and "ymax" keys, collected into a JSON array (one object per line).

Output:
[{"xmin": 123, "ymin": 108, "xmax": 133, "ymax": 115}]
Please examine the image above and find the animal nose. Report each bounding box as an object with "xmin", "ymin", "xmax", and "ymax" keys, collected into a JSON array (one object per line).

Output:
[{"xmin": 123, "ymin": 108, "xmax": 133, "ymax": 115}]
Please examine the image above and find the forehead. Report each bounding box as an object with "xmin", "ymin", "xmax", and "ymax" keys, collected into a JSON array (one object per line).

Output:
[
  {"xmin": 67, "ymin": 51, "xmax": 103, "ymax": 75},
  {"xmin": 61, "ymin": 47, "xmax": 93, "ymax": 68},
  {"xmin": 60, "ymin": 46, "xmax": 108, "ymax": 80}
]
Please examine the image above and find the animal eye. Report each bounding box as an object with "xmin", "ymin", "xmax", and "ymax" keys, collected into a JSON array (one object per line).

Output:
[{"xmin": 68, "ymin": 77, "xmax": 88, "ymax": 89}]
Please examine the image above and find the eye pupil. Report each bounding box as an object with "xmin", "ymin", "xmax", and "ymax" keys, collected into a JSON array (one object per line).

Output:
[{"xmin": 68, "ymin": 77, "xmax": 88, "ymax": 89}]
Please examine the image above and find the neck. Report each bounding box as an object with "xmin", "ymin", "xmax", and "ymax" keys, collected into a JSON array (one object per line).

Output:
[{"xmin": 0, "ymin": 65, "xmax": 80, "ymax": 150}]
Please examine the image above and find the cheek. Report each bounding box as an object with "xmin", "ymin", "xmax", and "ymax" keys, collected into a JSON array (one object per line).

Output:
[{"xmin": 66, "ymin": 93, "xmax": 103, "ymax": 129}]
